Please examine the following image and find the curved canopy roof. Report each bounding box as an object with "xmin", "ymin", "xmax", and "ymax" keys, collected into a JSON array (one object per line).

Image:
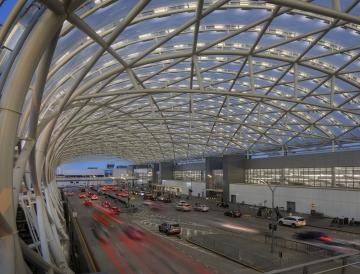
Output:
[{"xmin": 4, "ymin": 0, "xmax": 360, "ymax": 164}]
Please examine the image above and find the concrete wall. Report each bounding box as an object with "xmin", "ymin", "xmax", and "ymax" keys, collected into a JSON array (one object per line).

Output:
[
  {"xmin": 162, "ymin": 180, "xmax": 206, "ymax": 197},
  {"xmin": 229, "ymin": 184, "xmax": 360, "ymax": 219},
  {"xmin": 159, "ymin": 161, "xmax": 174, "ymax": 181}
]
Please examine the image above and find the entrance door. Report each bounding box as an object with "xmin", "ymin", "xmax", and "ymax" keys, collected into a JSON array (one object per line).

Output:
[
  {"xmin": 231, "ymin": 195, "xmax": 236, "ymax": 203},
  {"xmin": 287, "ymin": 201, "xmax": 296, "ymax": 213}
]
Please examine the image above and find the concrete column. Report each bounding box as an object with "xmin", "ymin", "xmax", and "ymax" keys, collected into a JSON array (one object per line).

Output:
[
  {"xmin": 151, "ymin": 163, "xmax": 159, "ymax": 184},
  {"xmin": 159, "ymin": 161, "xmax": 174, "ymax": 183},
  {"xmin": 205, "ymin": 156, "xmax": 223, "ymax": 192},
  {"xmin": 13, "ymin": 32, "xmax": 59, "ymax": 212},
  {"xmin": 332, "ymin": 167, "xmax": 336, "ymax": 187},
  {"xmin": 222, "ymin": 155, "xmax": 245, "ymax": 203}
]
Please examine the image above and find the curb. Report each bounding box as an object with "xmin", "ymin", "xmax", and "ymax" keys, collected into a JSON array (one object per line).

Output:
[{"xmin": 185, "ymin": 238, "xmax": 264, "ymax": 273}]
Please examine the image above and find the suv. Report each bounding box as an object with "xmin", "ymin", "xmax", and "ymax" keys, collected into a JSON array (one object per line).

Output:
[
  {"xmin": 278, "ymin": 216, "xmax": 306, "ymax": 228},
  {"xmin": 159, "ymin": 223, "xmax": 181, "ymax": 235},
  {"xmin": 194, "ymin": 204, "xmax": 209, "ymax": 212},
  {"xmin": 176, "ymin": 201, "xmax": 192, "ymax": 212}
]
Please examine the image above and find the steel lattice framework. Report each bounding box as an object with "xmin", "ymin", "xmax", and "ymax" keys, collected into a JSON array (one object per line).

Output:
[
  {"xmin": 1, "ymin": 0, "xmax": 360, "ymax": 272},
  {"xmin": 40, "ymin": 0, "xmax": 360, "ymax": 166},
  {"xmin": 1, "ymin": 0, "xmax": 360, "ymax": 167}
]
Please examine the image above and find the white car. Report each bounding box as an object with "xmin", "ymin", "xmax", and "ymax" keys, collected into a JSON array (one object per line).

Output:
[
  {"xmin": 278, "ymin": 216, "xmax": 306, "ymax": 228},
  {"xmin": 194, "ymin": 204, "xmax": 209, "ymax": 212},
  {"xmin": 176, "ymin": 201, "xmax": 192, "ymax": 212}
]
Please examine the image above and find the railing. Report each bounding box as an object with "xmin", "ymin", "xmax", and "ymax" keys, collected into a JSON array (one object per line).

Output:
[
  {"xmin": 266, "ymin": 252, "xmax": 360, "ymax": 274},
  {"xmin": 264, "ymin": 234, "xmax": 337, "ymax": 258}
]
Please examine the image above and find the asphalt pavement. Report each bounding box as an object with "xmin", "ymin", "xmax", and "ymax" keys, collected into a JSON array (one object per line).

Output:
[{"xmin": 66, "ymin": 191, "xmax": 360, "ymax": 274}]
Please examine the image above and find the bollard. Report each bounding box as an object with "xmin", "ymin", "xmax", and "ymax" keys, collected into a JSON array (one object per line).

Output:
[{"xmin": 341, "ymin": 258, "xmax": 347, "ymax": 274}]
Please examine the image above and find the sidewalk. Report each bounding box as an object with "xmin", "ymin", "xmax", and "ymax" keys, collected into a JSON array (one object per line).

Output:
[
  {"xmin": 169, "ymin": 196, "xmax": 360, "ymax": 235},
  {"xmin": 187, "ymin": 233, "xmax": 321, "ymax": 272},
  {"xmin": 306, "ymin": 217, "xmax": 360, "ymax": 235}
]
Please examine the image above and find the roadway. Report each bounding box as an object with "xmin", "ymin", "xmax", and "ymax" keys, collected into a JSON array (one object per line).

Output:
[
  {"xmin": 67, "ymin": 190, "xmax": 359, "ymax": 274},
  {"xmin": 67, "ymin": 191, "xmax": 255, "ymax": 274}
]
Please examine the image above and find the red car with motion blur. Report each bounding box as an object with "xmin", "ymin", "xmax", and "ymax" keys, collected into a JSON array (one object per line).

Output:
[
  {"xmin": 116, "ymin": 191, "xmax": 129, "ymax": 198},
  {"xmin": 123, "ymin": 225, "xmax": 146, "ymax": 241},
  {"xmin": 102, "ymin": 200, "xmax": 111, "ymax": 208},
  {"xmin": 83, "ymin": 199, "xmax": 93, "ymax": 207},
  {"xmin": 110, "ymin": 206, "xmax": 120, "ymax": 215},
  {"xmin": 79, "ymin": 193, "xmax": 87, "ymax": 199}
]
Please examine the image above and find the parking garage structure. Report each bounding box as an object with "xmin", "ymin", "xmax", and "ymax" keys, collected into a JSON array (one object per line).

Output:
[{"xmin": 1, "ymin": 0, "xmax": 360, "ymax": 273}]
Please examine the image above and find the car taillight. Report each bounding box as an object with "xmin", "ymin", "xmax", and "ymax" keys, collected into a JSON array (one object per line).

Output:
[{"xmin": 319, "ymin": 236, "xmax": 331, "ymax": 242}]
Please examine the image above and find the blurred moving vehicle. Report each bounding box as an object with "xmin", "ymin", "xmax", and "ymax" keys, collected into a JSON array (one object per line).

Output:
[
  {"xmin": 143, "ymin": 193, "xmax": 156, "ymax": 200},
  {"xmin": 157, "ymin": 196, "xmax": 171, "ymax": 203},
  {"xmin": 176, "ymin": 201, "xmax": 192, "ymax": 212},
  {"xmin": 110, "ymin": 206, "xmax": 120, "ymax": 215},
  {"xmin": 294, "ymin": 231, "xmax": 332, "ymax": 242},
  {"xmin": 91, "ymin": 194, "xmax": 99, "ymax": 200},
  {"xmin": 194, "ymin": 204, "xmax": 209, "ymax": 212},
  {"xmin": 83, "ymin": 199, "xmax": 93, "ymax": 207},
  {"xmin": 116, "ymin": 191, "xmax": 129, "ymax": 198},
  {"xmin": 157, "ymin": 196, "xmax": 165, "ymax": 202},
  {"xmin": 123, "ymin": 225, "xmax": 146, "ymax": 241},
  {"xmin": 159, "ymin": 223, "xmax": 181, "ymax": 235},
  {"xmin": 224, "ymin": 210, "xmax": 242, "ymax": 218},
  {"xmin": 163, "ymin": 197, "xmax": 172, "ymax": 203},
  {"xmin": 102, "ymin": 200, "xmax": 111, "ymax": 208},
  {"xmin": 217, "ymin": 202, "xmax": 229, "ymax": 208},
  {"xmin": 79, "ymin": 193, "xmax": 87, "ymax": 199},
  {"xmin": 278, "ymin": 216, "xmax": 306, "ymax": 228}
]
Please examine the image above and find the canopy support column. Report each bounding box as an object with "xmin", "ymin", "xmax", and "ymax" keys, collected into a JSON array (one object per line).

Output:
[{"xmin": 0, "ymin": 10, "xmax": 65, "ymax": 274}]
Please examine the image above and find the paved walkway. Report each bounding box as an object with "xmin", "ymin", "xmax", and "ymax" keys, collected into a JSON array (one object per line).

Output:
[{"xmin": 188, "ymin": 233, "xmax": 320, "ymax": 272}]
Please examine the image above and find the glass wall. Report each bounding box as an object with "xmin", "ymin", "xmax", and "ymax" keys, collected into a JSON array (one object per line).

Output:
[
  {"xmin": 284, "ymin": 168, "xmax": 332, "ymax": 187},
  {"xmin": 134, "ymin": 168, "xmax": 152, "ymax": 183},
  {"xmin": 245, "ymin": 167, "xmax": 360, "ymax": 189},
  {"xmin": 173, "ymin": 170, "xmax": 204, "ymax": 182},
  {"xmin": 245, "ymin": 169, "xmax": 282, "ymax": 185},
  {"xmin": 335, "ymin": 167, "xmax": 360, "ymax": 189}
]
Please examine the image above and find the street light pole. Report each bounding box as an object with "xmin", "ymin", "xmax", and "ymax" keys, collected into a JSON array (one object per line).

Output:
[
  {"xmin": 261, "ymin": 180, "xmax": 276, "ymax": 253},
  {"xmin": 270, "ymin": 185, "xmax": 275, "ymax": 253}
]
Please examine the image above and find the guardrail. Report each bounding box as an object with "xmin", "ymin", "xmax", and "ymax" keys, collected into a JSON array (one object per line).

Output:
[
  {"xmin": 66, "ymin": 200, "xmax": 99, "ymax": 273},
  {"xmin": 266, "ymin": 252, "xmax": 360, "ymax": 274},
  {"xmin": 264, "ymin": 234, "xmax": 337, "ymax": 258}
]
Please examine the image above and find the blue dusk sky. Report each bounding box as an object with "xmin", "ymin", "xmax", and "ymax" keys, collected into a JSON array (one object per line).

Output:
[
  {"xmin": 58, "ymin": 156, "xmax": 133, "ymax": 170},
  {"xmin": 0, "ymin": 0, "xmax": 16, "ymax": 24}
]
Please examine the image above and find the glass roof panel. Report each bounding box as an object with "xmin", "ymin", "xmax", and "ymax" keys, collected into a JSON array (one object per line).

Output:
[{"xmin": 6, "ymin": 0, "xmax": 359, "ymax": 163}]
